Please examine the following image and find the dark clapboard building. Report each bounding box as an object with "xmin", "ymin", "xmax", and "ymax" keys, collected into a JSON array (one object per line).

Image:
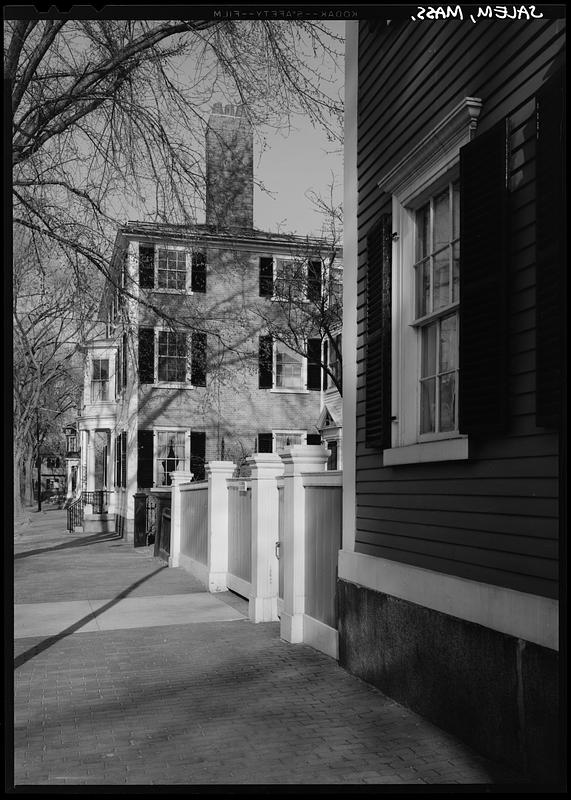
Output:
[{"xmin": 340, "ymin": 15, "xmax": 565, "ymax": 781}]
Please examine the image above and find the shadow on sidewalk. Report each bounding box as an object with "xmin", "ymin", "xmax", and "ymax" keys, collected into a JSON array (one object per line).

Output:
[
  {"xmin": 14, "ymin": 567, "xmax": 166, "ymax": 669},
  {"xmin": 15, "ymin": 531, "xmax": 123, "ymax": 560}
]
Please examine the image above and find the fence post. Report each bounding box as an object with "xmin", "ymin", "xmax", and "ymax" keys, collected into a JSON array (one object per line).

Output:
[
  {"xmin": 279, "ymin": 444, "xmax": 329, "ymax": 643},
  {"xmin": 169, "ymin": 470, "xmax": 194, "ymax": 567},
  {"xmin": 206, "ymin": 461, "xmax": 235, "ymax": 592},
  {"xmin": 247, "ymin": 453, "xmax": 284, "ymax": 623}
]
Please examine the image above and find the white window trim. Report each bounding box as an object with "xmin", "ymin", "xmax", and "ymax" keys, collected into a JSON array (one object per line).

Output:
[
  {"xmin": 270, "ymin": 339, "xmax": 309, "ymax": 394},
  {"xmin": 378, "ymin": 97, "xmax": 481, "ymax": 465},
  {"xmin": 153, "ymin": 327, "xmax": 194, "ymax": 389},
  {"xmin": 153, "ymin": 427, "xmax": 190, "ymax": 487},
  {"xmin": 153, "ymin": 244, "xmax": 192, "ymax": 295}
]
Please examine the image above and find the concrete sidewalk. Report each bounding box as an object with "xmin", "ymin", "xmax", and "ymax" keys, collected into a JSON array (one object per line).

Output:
[{"xmin": 12, "ymin": 507, "xmax": 523, "ymax": 787}]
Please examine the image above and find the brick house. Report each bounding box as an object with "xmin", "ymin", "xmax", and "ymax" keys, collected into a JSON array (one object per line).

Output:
[
  {"xmin": 340, "ymin": 18, "xmax": 564, "ymax": 782},
  {"xmin": 77, "ymin": 104, "xmax": 342, "ymax": 538}
]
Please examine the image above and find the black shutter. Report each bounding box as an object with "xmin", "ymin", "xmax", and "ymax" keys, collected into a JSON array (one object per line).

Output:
[
  {"xmin": 258, "ymin": 335, "xmax": 273, "ymax": 388},
  {"xmin": 459, "ymin": 119, "xmax": 509, "ymax": 435},
  {"xmin": 536, "ymin": 68, "xmax": 565, "ymax": 429},
  {"xmin": 138, "ymin": 328, "xmax": 155, "ymax": 384},
  {"xmin": 323, "ymin": 339, "xmax": 329, "ymax": 390},
  {"xmin": 191, "ymin": 332, "xmax": 207, "ymax": 387},
  {"xmin": 115, "ymin": 351, "xmax": 119, "ymax": 397},
  {"xmin": 190, "ymin": 431, "xmax": 206, "ymax": 481},
  {"xmin": 191, "ymin": 252, "xmax": 207, "ymax": 293},
  {"xmin": 307, "ymin": 259, "xmax": 322, "ymax": 302},
  {"xmin": 307, "ymin": 338, "xmax": 322, "ymax": 390},
  {"xmin": 121, "ymin": 431, "xmax": 127, "ymax": 487},
  {"xmin": 365, "ymin": 213, "xmax": 392, "ymax": 448},
  {"xmin": 115, "ymin": 434, "xmax": 122, "ymax": 487},
  {"xmin": 137, "ymin": 430, "xmax": 154, "ymax": 488},
  {"xmin": 122, "ymin": 333, "xmax": 128, "ymax": 388},
  {"xmin": 307, "ymin": 434, "xmax": 322, "ymax": 445},
  {"xmin": 259, "ymin": 257, "xmax": 274, "ymax": 297},
  {"xmin": 139, "ymin": 245, "xmax": 155, "ymax": 289},
  {"xmin": 257, "ymin": 433, "xmax": 273, "ymax": 453}
]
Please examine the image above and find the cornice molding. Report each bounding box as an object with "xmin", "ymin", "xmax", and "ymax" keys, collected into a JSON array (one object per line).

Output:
[{"xmin": 378, "ymin": 97, "xmax": 482, "ymax": 204}]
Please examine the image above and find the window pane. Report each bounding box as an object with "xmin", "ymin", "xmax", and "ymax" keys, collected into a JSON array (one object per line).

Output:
[
  {"xmin": 439, "ymin": 373, "xmax": 457, "ymax": 431},
  {"xmin": 157, "ymin": 431, "xmax": 186, "ymax": 485},
  {"xmin": 416, "ymin": 204, "xmax": 430, "ymax": 259},
  {"xmin": 433, "ymin": 189, "xmax": 450, "ymax": 251},
  {"xmin": 439, "ymin": 315, "xmax": 458, "ymax": 371},
  {"xmin": 420, "ymin": 378, "xmax": 436, "ymax": 434},
  {"xmin": 433, "ymin": 248, "xmax": 450, "ymax": 311},
  {"xmin": 421, "ymin": 323, "xmax": 437, "ymax": 378},
  {"xmin": 416, "ymin": 258, "xmax": 430, "ymax": 317}
]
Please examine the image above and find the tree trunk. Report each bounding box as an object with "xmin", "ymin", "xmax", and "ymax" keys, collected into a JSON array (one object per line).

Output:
[{"xmin": 13, "ymin": 447, "xmax": 23, "ymax": 515}]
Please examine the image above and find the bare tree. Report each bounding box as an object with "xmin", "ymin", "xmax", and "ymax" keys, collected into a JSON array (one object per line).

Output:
[
  {"xmin": 7, "ymin": 18, "xmax": 344, "ymax": 305},
  {"xmin": 13, "ymin": 228, "xmax": 97, "ymax": 512},
  {"xmin": 254, "ymin": 180, "xmax": 343, "ymax": 395}
]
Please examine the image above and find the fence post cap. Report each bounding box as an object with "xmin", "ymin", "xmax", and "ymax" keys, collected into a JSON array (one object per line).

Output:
[
  {"xmin": 246, "ymin": 453, "xmax": 284, "ymax": 478},
  {"xmin": 280, "ymin": 444, "xmax": 330, "ymax": 474},
  {"xmin": 170, "ymin": 470, "xmax": 194, "ymax": 486},
  {"xmin": 206, "ymin": 460, "xmax": 235, "ymax": 476}
]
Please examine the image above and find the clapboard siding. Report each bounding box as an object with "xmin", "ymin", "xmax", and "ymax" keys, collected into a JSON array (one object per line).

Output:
[{"xmin": 354, "ymin": 18, "xmax": 564, "ymax": 599}]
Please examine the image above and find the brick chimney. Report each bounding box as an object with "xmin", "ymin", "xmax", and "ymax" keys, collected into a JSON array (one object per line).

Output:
[{"xmin": 205, "ymin": 103, "xmax": 253, "ymax": 229}]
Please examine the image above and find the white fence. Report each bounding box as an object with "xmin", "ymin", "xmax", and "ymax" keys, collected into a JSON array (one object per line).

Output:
[{"xmin": 168, "ymin": 445, "xmax": 342, "ymax": 659}]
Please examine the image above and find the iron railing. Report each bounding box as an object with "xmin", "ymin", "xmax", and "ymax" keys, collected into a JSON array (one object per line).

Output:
[
  {"xmin": 67, "ymin": 494, "xmax": 84, "ymax": 532},
  {"xmin": 83, "ymin": 490, "xmax": 110, "ymax": 514},
  {"xmin": 145, "ymin": 494, "xmax": 157, "ymax": 544}
]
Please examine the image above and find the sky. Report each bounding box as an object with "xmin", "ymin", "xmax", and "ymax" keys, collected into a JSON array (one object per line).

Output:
[{"xmin": 252, "ymin": 120, "xmax": 343, "ymax": 237}]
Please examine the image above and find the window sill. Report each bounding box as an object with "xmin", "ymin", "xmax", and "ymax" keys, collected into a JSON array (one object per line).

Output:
[
  {"xmin": 383, "ymin": 436, "xmax": 468, "ymax": 465},
  {"xmin": 150, "ymin": 288, "xmax": 191, "ymax": 295},
  {"xmin": 270, "ymin": 388, "xmax": 311, "ymax": 395},
  {"xmin": 142, "ymin": 383, "xmax": 198, "ymax": 390}
]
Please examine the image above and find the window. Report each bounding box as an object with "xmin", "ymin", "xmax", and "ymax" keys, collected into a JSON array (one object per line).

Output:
[
  {"xmin": 138, "ymin": 243, "xmax": 206, "ymax": 293},
  {"xmin": 66, "ymin": 435, "xmax": 77, "ymax": 453},
  {"xmin": 258, "ymin": 256, "xmax": 322, "ymax": 302},
  {"xmin": 138, "ymin": 328, "xmax": 207, "ymax": 386},
  {"xmin": 257, "ymin": 431, "xmax": 307, "ymax": 453},
  {"xmin": 414, "ymin": 182, "xmax": 460, "ymax": 436},
  {"xmin": 258, "ymin": 335, "xmax": 321, "ymax": 392},
  {"xmin": 158, "ymin": 331, "xmax": 187, "ymax": 382},
  {"xmin": 326, "ymin": 440, "xmax": 338, "ymax": 470},
  {"xmin": 156, "ymin": 431, "xmax": 186, "ymax": 486},
  {"xmin": 91, "ymin": 359, "xmax": 109, "ymax": 402},
  {"xmin": 325, "ymin": 332, "xmax": 342, "ymax": 390},
  {"xmin": 375, "ymin": 97, "xmax": 481, "ymax": 464},
  {"xmin": 158, "ymin": 248, "xmax": 186, "ymax": 290},
  {"xmin": 275, "ymin": 341, "xmax": 305, "ymax": 390}
]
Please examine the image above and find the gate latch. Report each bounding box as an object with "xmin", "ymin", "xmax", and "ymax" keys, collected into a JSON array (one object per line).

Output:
[{"xmin": 275, "ymin": 541, "xmax": 281, "ymax": 560}]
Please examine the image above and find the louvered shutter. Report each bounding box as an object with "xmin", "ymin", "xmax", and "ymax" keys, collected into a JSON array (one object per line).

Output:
[
  {"xmin": 258, "ymin": 335, "xmax": 273, "ymax": 388},
  {"xmin": 257, "ymin": 433, "xmax": 273, "ymax": 453},
  {"xmin": 536, "ymin": 68, "xmax": 565, "ymax": 429},
  {"xmin": 139, "ymin": 245, "xmax": 155, "ymax": 289},
  {"xmin": 121, "ymin": 431, "xmax": 127, "ymax": 487},
  {"xmin": 365, "ymin": 213, "xmax": 392, "ymax": 448},
  {"xmin": 459, "ymin": 120, "xmax": 509, "ymax": 435},
  {"xmin": 307, "ymin": 259, "xmax": 322, "ymax": 302},
  {"xmin": 259, "ymin": 257, "xmax": 274, "ymax": 297},
  {"xmin": 307, "ymin": 338, "xmax": 322, "ymax": 390},
  {"xmin": 138, "ymin": 328, "xmax": 155, "ymax": 384},
  {"xmin": 307, "ymin": 434, "xmax": 322, "ymax": 445},
  {"xmin": 122, "ymin": 333, "xmax": 128, "ymax": 388},
  {"xmin": 137, "ymin": 430, "xmax": 154, "ymax": 488},
  {"xmin": 191, "ymin": 252, "xmax": 207, "ymax": 293},
  {"xmin": 190, "ymin": 431, "xmax": 206, "ymax": 481},
  {"xmin": 115, "ymin": 434, "xmax": 122, "ymax": 487},
  {"xmin": 191, "ymin": 332, "xmax": 207, "ymax": 387},
  {"xmin": 323, "ymin": 339, "xmax": 329, "ymax": 390},
  {"xmin": 115, "ymin": 352, "xmax": 119, "ymax": 397}
]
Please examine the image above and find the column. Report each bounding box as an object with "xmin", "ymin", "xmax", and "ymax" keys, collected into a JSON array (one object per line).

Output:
[
  {"xmin": 168, "ymin": 469, "xmax": 194, "ymax": 567},
  {"xmin": 247, "ymin": 453, "xmax": 284, "ymax": 623},
  {"xmin": 206, "ymin": 461, "xmax": 235, "ymax": 593},
  {"xmin": 84, "ymin": 430, "xmax": 95, "ymax": 514},
  {"xmin": 279, "ymin": 444, "xmax": 329, "ymax": 643}
]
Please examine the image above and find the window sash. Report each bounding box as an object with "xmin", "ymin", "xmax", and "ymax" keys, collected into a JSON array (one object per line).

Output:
[
  {"xmin": 157, "ymin": 331, "xmax": 187, "ymax": 383},
  {"xmin": 157, "ymin": 248, "xmax": 187, "ymax": 290},
  {"xmin": 156, "ymin": 430, "xmax": 187, "ymax": 486},
  {"xmin": 419, "ymin": 312, "xmax": 459, "ymax": 435},
  {"xmin": 274, "ymin": 342, "xmax": 305, "ymax": 390}
]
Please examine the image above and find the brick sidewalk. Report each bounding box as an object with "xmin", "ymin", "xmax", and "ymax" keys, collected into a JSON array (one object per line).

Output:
[{"xmin": 11, "ymin": 510, "xmax": 523, "ymax": 787}]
